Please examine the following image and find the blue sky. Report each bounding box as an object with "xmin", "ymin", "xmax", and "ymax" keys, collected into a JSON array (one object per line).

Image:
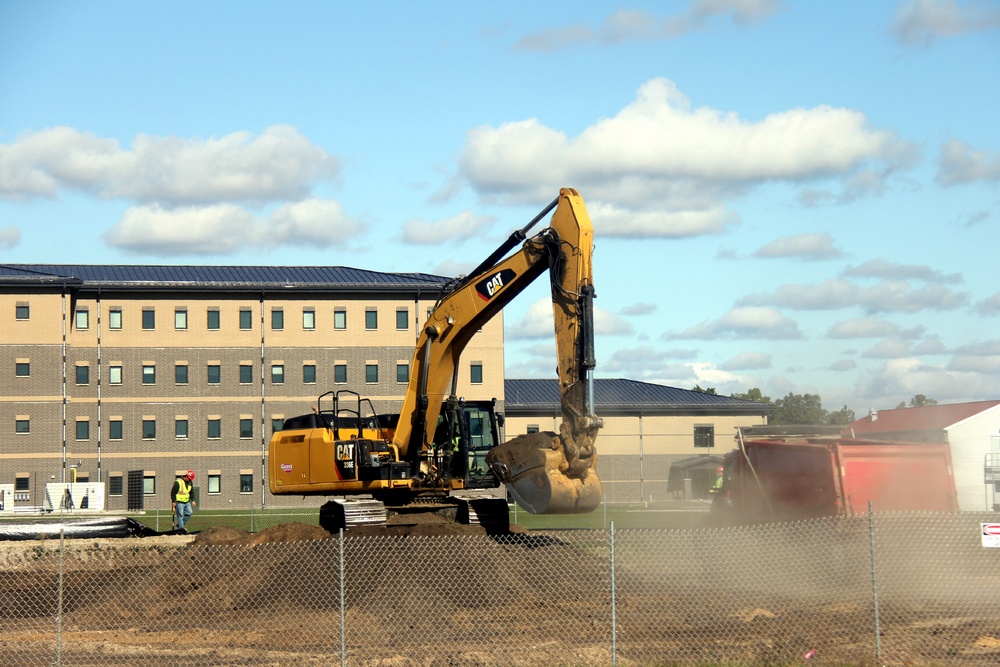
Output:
[{"xmin": 1, "ymin": 1, "xmax": 998, "ymax": 415}]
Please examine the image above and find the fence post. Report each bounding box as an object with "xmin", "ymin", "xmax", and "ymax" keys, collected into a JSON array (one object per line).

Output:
[
  {"xmin": 610, "ymin": 521, "xmax": 617, "ymax": 666},
  {"xmin": 868, "ymin": 501, "xmax": 882, "ymax": 664},
  {"xmin": 340, "ymin": 527, "xmax": 346, "ymax": 667}
]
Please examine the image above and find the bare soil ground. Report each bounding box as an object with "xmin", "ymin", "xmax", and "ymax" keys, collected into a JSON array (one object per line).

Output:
[{"xmin": 0, "ymin": 518, "xmax": 998, "ymax": 666}]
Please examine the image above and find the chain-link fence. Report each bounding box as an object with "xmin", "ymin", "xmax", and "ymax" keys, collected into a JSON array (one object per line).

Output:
[{"xmin": 1, "ymin": 511, "xmax": 998, "ymax": 666}]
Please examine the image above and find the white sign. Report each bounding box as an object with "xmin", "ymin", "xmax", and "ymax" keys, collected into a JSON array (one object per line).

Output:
[{"xmin": 981, "ymin": 523, "xmax": 1000, "ymax": 548}]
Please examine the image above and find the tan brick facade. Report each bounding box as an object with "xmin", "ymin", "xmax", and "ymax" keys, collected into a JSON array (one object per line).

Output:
[{"xmin": 0, "ymin": 283, "xmax": 505, "ymax": 512}]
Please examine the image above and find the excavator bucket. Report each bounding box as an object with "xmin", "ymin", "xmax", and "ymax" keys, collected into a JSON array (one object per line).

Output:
[{"xmin": 487, "ymin": 432, "xmax": 602, "ymax": 514}]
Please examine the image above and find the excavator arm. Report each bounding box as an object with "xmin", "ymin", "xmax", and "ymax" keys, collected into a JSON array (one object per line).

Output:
[{"xmin": 393, "ymin": 188, "xmax": 603, "ymax": 513}]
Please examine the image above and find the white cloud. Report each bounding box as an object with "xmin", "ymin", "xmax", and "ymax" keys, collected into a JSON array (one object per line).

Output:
[
  {"xmin": 104, "ymin": 199, "xmax": 367, "ymax": 256},
  {"xmin": 892, "ymin": 0, "xmax": 1000, "ymax": 46},
  {"xmin": 506, "ymin": 298, "xmax": 633, "ymax": 339},
  {"xmin": 858, "ymin": 357, "xmax": 999, "ymax": 407},
  {"xmin": 861, "ymin": 339, "xmax": 913, "ymax": 359},
  {"xmin": 976, "ymin": 291, "xmax": 1000, "ymax": 316},
  {"xmin": 619, "ymin": 302, "xmax": 658, "ymax": 316},
  {"xmin": 0, "ymin": 125, "xmax": 339, "ymax": 205},
  {"xmin": 515, "ymin": 2, "xmax": 782, "ymax": 51},
  {"xmin": 402, "ymin": 210, "xmax": 497, "ymax": 245},
  {"xmin": 739, "ymin": 278, "xmax": 969, "ymax": 313},
  {"xmin": 841, "ymin": 258, "xmax": 963, "ymax": 284},
  {"xmin": 719, "ymin": 351, "xmax": 772, "ymax": 370},
  {"xmin": 936, "ymin": 139, "xmax": 1000, "ymax": 185},
  {"xmin": 0, "ymin": 226, "xmax": 21, "ymax": 250},
  {"xmin": 751, "ymin": 233, "xmax": 843, "ymax": 260},
  {"xmin": 668, "ymin": 306, "xmax": 803, "ymax": 340},
  {"xmin": 828, "ymin": 359, "xmax": 858, "ymax": 372},
  {"xmin": 458, "ymin": 78, "xmax": 913, "ymax": 239},
  {"xmin": 826, "ymin": 315, "xmax": 926, "ymax": 339}
]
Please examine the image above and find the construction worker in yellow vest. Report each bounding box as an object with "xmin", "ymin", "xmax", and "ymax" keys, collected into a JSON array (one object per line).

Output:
[{"xmin": 171, "ymin": 470, "xmax": 197, "ymax": 534}]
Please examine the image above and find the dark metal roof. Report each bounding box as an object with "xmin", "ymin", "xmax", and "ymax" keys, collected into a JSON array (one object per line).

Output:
[
  {"xmin": 504, "ymin": 378, "xmax": 774, "ymax": 416},
  {"xmin": 0, "ymin": 264, "xmax": 448, "ymax": 293}
]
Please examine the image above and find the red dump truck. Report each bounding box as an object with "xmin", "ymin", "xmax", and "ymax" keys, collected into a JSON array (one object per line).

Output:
[{"xmin": 711, "ymin": 430, "xmax": 959, "ymax": 524}]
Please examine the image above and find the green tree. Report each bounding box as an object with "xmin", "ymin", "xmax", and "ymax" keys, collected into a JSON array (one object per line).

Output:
[
  {"xmin": 731, "ymin": 387, "xmax": 771, "ymax": 403},
  {"xmin": 826, "ymin": 405, "xmax": 856, "ymax": 425},
  {"xmin": 771, "ymin": 392, "xmax": 827, "ymax": 425},
  {"xmin": 691, "ymin": 385, "xmax": 717, "ymax": 394},
  {"xmin": 895, "ymin": 395, "xmax": 939, "ymax": 409}
]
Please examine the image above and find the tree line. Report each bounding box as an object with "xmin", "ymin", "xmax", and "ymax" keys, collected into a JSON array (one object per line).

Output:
[{"xmin": 690, "ymin": 386, "xmax": 938, "ymax": 426}]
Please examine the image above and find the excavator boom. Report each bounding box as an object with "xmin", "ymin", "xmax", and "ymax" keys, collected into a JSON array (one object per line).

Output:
[{"xmin": 397, "ymin": 188, "xmax": 603, "ymax": 513}]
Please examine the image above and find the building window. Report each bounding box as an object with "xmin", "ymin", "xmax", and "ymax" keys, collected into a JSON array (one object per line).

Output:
[
  {"xmin": 271, "ymin": 418, "xmax": 283, "ymax": 433},
  {"xmin": 365, "ymin": 309, "xmax": 378, "ymax": 330},
  {"xmin": 142, "ymin": 309, "xmax": 155, "ymax": 330},
  {"xmin": 175, "ymin": 419, "xmax": 188, "ymax": 439},
  {"xmin": 303, "ymin": 309, "xmax": 315, "ymax": 330},
  {"xmin": 207, "ymin": 308, "xmax": 220, "ymax": 330},
  {"xmin": 75, "ymin": 308, "xmax": 90, "ymax": 330},
  {"xmin": 207, "ymin": 364, "xmax": 221, "ymax": 384},
  {"xmin": 108, "ymin": 308, "xmax": 122, "ymax": 330},
  {"xmin": 143, "ymin": 474, "xmax": 156, "ymax": 495},
  {"xmin": 271, "ymin": 364, "xmax": 284, "ymax": 384},
  {"xmin": 240, "ymin": 364, "xmax": 253, "ymax": 384},
  {"xmin": 334, "ymin": 309, "xmax": 346, "ymax": 330},
  {"xmin": 15, "ymin": 476, "xmax": 30, "ymax": 492},
  {"xmin": 240, "ymin": 418, "xmax": 253, "ymax": 439},
  {"xmin": 142, "ymin": 419, "xmax": 156, "ymax": 439},
  {"xmin": 109, "ymin": 475, "xmax": 123, "ymax": 496},
  {"xmin": 15, "ymin": 304, "xmax": 29, "ymax": 320},
  {"xmin": 239, "ymin": 309, "xmax": 253, "ymax": 330},
  {"xmin": 694, "ymin": 425, "xmax": 715, "ymax": 448},
  {"xmin": 396, "ymin": 363, "xmax": 409, "ymax": 384},
  {"xmin": 142, "ymin": 364, "xmax": 156, "ymax": 385},
  {"xmin": 470, "ymin": 362, "xmax": 483, "ymax": 385},
  {"xmin": 240, "ymin": 473, "xmax": 254, "ymax": 493},
  {"xmin": 75, "ymin": 419, "xmax": 90, "ymax": 440},
  {"xmin": 208, "ymin": 474, "xmax": 221, "ymax": 494},
  {"xmin": 271, "ymin": 309, "xmax": 284, "ymax": 330},
  {"xmin": 109, "ymin": 365, "xmax": 123, "ymax": 385},
  {"xmin": 527, "ymin": 424, "xmax": 540, "ymax": 434},
  {"xmin": 109, "ymin": 419, "xmax": 123, "ymax": 440},
  {"xmin": 334, "ymin": 364, "xmax": 347, "ymax": 384},
  {"xmin": 75, "ymin": 365, "xmax": 90, "ymax": 385},
  {"xmin": 175, "ymin": 364, "xmax": 188, "ymax": 384},
  {"xmin": 15, "ymin": 362, "xmax": 30, "ymax": 377},
  {"xmin": 365, "ymin": 363, "xmax": 378, "ymax": 384},
  {"xmin": 303, "ymin": 364, "xmax": 316, "ymax": 384},
  {"xmin": 396, "ymin": 309, "xmax": 408, "ymax": 330},
  {"xmin": 208, "ymin": 418, "xmax": 221, "ymax": 439},
  {"xmin": 175, "ymin": 309, "xmax": 188, "ymax": 330},
  {"xmin": 16, "ymin": 419, "xmax": 30, "ymax": 434}
]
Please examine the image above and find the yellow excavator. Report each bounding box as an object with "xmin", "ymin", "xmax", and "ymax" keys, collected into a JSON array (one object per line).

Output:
[{"xmin": 268, "ymin": 188, "xmax": 603, "ymax": 531}]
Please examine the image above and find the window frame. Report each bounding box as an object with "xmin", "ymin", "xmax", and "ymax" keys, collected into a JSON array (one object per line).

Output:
[
  {"xmin": 142, "ymin": 419, "xmax": 156, "ymax": 440},
  {"xmin": 108, "ymin": 308, "xmax": 123, "ymax": 330},
  {"xmin": 15, "ymin": 361, "xmax": 30, "ymax": 378},
  {"xmin": 365, "ymin": 363, "xmax": 378, "ymax": 384},
  {"xmin": 303, "ymin": 364, "xmax": 316, "ymax": 384},
  {"xmin": 109, "ymin": 475, "xmax": 124, "ymax": 496},
  {"xmin": 15, "ymin": 304, "xmax": 29, "ymax": 320},
  {"xmin": 141, "ymin": 309, "xmax": 155, "ymax": 330},
  {"xmin": 396, "ymin": 309, "xmax": 408, "ymax": 330},
  {"xmin": 75, "ymin": 365, "xmax": 90, "ymax": 385},
  {"xmin": 207, "ymin": 474, "xmax": 222, "ymax": 495},
  {"xmin": 694, "ymin": 424, "xmax": 715, "ymax": 449},
  {"xmin": 365, "ymin": 309, "xmax": 378, "ymax": 330},
  {"xmin": 175, "ymin": 364, "xmax": 189, "ymax": 385},
  {"xmin": 174, "ymin": 308, "xmax": 188, "ymax": 330},
  {"xmin": 75, "ymin": 419, "xmax": 90, "ymax": 441},
  {"xmin": 207, "ymin": 418, "xmax": 222, "ymax": 439},
  {"xmin": 303, "ymin": 309, "xmax": 315, "ymax": 330},
  {"xmin": 271, "ymin": 364, "xmax": 285, "ymax": 384},
  {"xmin": 239, "ymin": 364, "xmax": 253, "ymax": 384},
  {"xmin": 207, "ymin": 308, "xmax": 220, "ymax": 330},
  {"xmin": 396, "ymin": 363, "xmax": 409, "ymax": 384},
  {"xmin": 175, "ymin": 418, "xmax": 189, "ymax": 439},
  {"xmin": 271, "ymin": 308, "xmax": 284, "ymax": 331},
  {"xmin": 333, "ymin": 309, "xmax": 346, "ymax": 330},
  {"xmin": 240, "ymin": 473, "xmax": 254, "ymax": 494},
  {"xmin": 239, "ymin": 309, "xmax": 253, "ymax": 330},
  {"xmin": 239, "ymin": 418, "xmax": 253, "ymax": 439},
  {"xmin": 334, "ymin": 364, "xmax": 347, "ymax": 384},
  {"xmin": 75, "ymin": 308, "xmax": 90, "ymax": 330},
  {"xmin": 207, "ymin": 364, "xmax": 221, "ymax": 385},
  {"xmin": 142, "ymin": 364, "xmax": 156, "ymax": 385},
  {"xmin": 16, "ymin": 418, "xmax": 30, "ymax": 434},
  {"xmin": 470, "ymin": 362, "xmax": 483, "ymax": 385},
  {"xmin": 109, "ymin": 419, "xmax": 123, "ymax": 440}
]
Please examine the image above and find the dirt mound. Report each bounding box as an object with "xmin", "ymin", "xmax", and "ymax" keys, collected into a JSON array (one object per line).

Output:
[{"xmin": 193, "ymin": 522, "xmax": 332, "ymax": 546}]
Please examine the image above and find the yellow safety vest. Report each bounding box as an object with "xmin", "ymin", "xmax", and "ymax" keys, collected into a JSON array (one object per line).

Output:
[{"xmin": 175, "ymin": 478, "xmax": 191, "ymax": 502}]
